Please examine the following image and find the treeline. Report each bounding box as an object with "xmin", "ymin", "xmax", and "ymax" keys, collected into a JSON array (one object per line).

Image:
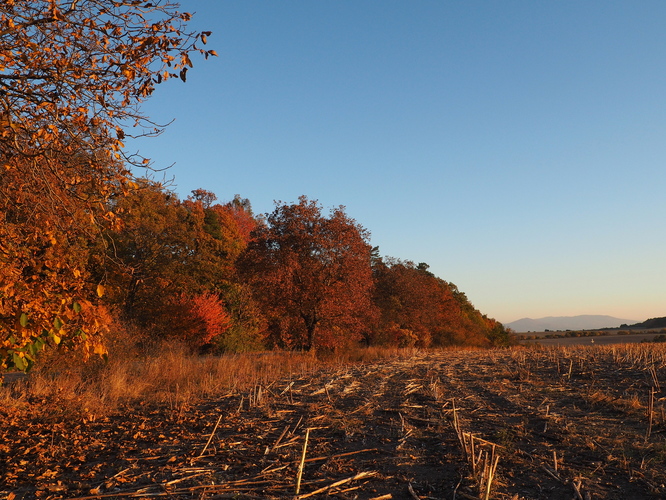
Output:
[
  {"xmin": 92, "ymin": 183, "xmax": 512, "ymax": 355},
  {"xmin": 2, "ymin": 175, "xmax": 513, "ymax": 370},
  {"xmin": 0, "ymin": 1, "xmax": 511, "ymax": 372}
]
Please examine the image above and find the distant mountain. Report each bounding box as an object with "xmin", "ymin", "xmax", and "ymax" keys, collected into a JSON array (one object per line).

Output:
[{"xmin": 506, "ymin": 315, "xmax": 639, "ymax": 333}]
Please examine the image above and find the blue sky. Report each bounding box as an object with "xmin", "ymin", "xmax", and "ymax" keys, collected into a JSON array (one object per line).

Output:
[{"xmin": 133, "ymin": 1, "xmax": 666, "ymax": 324}]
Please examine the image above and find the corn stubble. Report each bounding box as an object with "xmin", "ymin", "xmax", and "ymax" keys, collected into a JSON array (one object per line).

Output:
[{"xmin": 0, "ymin": 343, "xmax": 665, "ymax": 499}]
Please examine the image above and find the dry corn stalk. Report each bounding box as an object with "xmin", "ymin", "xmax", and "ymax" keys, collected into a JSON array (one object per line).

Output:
[
  {"xmin": 646, "ymin": 387, "xmax": 655, "ymax": 441},
  {"xmin": 450, "ymin": 399, "xmax": 501, "ymax": 500},
  {"xmin": 295, "ymin": 427, "xmax": 310, "ymax": 495}
]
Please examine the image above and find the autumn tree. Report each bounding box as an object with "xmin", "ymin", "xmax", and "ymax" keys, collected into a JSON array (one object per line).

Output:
[
  {"xmin": 151, "ymin": 292, "xmax": 232, "ymax": 350},
  {"xmin": 447, "ymin": 282, "xmax": 514, "ymax": 346},
  {"xmin": 371, "ymin": 259, "xmax": 460, "ymax": 347},
  {"xmin": 0, "ymin": 1, "xmax": 212, "ymax": 369},
  {"xmin": 98, "ymin": 183, "xmax": 250, "ymax": 349},
  {"xmin": 239, "ymin": 197, "xmax": 376, "ymax": 352},
  {"xmin": 371, "ymin": 258, "xmax": 512, "ymax": 348},
  {"xmin": 101, "ymin": 181, "xmax": 202, "ymax": 323},
  {"xmin": 184, "ymin": 189, "xmax": 265, "ymax": 352}
]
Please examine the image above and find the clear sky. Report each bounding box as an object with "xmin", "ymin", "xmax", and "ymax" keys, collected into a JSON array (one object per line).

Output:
[{"xmin": 132, "ymin": 1, "xmax": 666, "ymax": 324}]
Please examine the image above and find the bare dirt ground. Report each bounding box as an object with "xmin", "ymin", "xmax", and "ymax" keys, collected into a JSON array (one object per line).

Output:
[{"xmin": 2, "ymin": 345, "xmax": 665, "ymax": 500}]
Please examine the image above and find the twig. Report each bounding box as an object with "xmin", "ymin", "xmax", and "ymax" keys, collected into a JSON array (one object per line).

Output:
[
  {"xmin": 304, "ymin": 447, "xmax": 377, "ymax": 463},
  {"xmin": 483, "ymin": 451, "xmax": 499, "ymax": 500},
  {"xmin": 269, "ymin": 424, "xmax": 290, "ymax": 453},
  {"xmin": 541, "ymin": 465, "xmax": 561, "ymax": 482},
  {"xmin": 165, "ymin": 472, "xmax": 208, "ymax": 486},
  {"xmin": 291, "ymin": 416, "xmax": 303, "ymax": 435},
  {"xmin": 553, "ymin": 450, "xmax": 558, "ymax": 472}
]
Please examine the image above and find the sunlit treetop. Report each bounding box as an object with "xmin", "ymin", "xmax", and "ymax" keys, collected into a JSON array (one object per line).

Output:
[{"xmin": 0, "ymin": 0, "xmax": 216, "ymax": 167}]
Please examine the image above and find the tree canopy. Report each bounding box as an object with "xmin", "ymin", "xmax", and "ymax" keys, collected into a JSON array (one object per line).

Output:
[
  {"xmin": 239, "ymin": 197, "xmax": 377, "ymax": 352},
  {"xmin": 0, "ymin": 0, "xmax": 212, "ymax": 370}
]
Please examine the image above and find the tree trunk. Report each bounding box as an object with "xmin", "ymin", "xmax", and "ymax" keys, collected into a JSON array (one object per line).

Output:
[{"xmin": 301, "ymin": 312, "xmax": 318, "ymax": 351}]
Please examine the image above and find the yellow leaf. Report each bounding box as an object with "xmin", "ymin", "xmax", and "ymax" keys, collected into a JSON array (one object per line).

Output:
[
  {"xmin": 96, "ymin": 284, "xmax": 105, "ymax": 297},
  {"xmin": 53, "ymin": 332, "xmax": 61, "ymax": 345}
]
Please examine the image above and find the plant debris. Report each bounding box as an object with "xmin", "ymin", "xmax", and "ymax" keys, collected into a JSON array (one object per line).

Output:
[{"xmin": 1, "ymin": 345, "xmax": 665, "ymax": 499}]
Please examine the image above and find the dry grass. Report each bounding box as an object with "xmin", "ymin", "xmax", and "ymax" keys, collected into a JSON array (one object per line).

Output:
[{"xmin": 0, "ymin": 343, "xmax": 417, "ymax": 418}]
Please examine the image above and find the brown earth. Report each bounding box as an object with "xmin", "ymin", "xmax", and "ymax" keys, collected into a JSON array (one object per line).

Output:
[{"xmin": 1, "ymin": 345, "xmax": 665, "ymax": 500}]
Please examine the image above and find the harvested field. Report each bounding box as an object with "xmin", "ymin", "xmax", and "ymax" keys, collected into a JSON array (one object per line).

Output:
[
  {"xmin": 1, "ymin": 344, "xmax": 666, "ymax": 499},
  {"xmin": 520, "ymin": 331, "xmax": 665, "ymax": 347}
]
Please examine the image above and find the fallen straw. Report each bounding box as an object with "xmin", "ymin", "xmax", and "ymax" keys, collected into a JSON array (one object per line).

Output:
[
  {"xmin": 269, "ymin": 424, "xmax": 290, "ymax": 454},
  {"xmin": 407, "ymin": 482, "xmax": 420, "ymax": 499},
  {"xmin": 646, "ymin": 386, "xmax": 655, "ymax": 441},
  {"xmin": 297, "ymin": 471, "xmax": 378, "ymax": 499},
  {"xmin": 572, "ymin": 479, "xmax": 584, "ymax": 500},
  {"xmin": 295, "ymin": 427, "xmax": 310, "ymax": 495},
  {"xmin": 198, "ymin": 413, "xmax": 223, "ymax": 457}
]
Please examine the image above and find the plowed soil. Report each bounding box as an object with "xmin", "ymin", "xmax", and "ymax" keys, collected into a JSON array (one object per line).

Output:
[{"xmin": 2, "ymin": 346, "xmax": 665, "ymax": 500}]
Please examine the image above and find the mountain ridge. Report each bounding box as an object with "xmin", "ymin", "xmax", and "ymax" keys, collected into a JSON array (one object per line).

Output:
[
  {"xmin": 627, "ymin": 316, "xmax": 666, "ymax": 329},
  {"xmin": 506, "ymin": 314, "xmax": 639, "ymax": 332}
]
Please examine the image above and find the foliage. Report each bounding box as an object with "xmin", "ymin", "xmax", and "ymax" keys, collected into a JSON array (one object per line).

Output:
[
  {"xmin": 0, "ymin": 0, "xmax": 214, "ymax": 165},
  {"xmin": 0, "ymin": 0, "xmax": 211, "ymax": 369},
  {"xmin": 371, "ymin": 258, "xmax": 512, "ymax": 348},
  {"xmin": 100, "ymin": 182, "xmax": 253, "ymax": 348},
  {"xmin": 0, "ymin": 152, "xmax": 112, "ymax": 370},
  {"xmin": 239, "ymin": 197, "xmax": 376, "ymax": 351},
  {"xmin": 153, "ymin": 292, "xmax": 232, "ymax": 350},
  {"xmin": 630, "ymin": 316, "xmax": 666, "ymax": 330},
  {"xmin": 216, "ymin": 283, "xmax": 267, "ymax": 353},
  {"xmin": 102, "ymin": 180, "xmax": 200, "ymax": 322},
  {"xmin": 371, "ymin": 258, "xmax": 459, "ymax": 347}
]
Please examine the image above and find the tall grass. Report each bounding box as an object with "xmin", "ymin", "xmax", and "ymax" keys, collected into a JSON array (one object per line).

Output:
[
  {"xmin": 0, "ymin": 342, "xmax": 416, "ymax": 418},
  {"xmin": 4, "ymin": 342, "xmax": 664, "ymax": 411}
]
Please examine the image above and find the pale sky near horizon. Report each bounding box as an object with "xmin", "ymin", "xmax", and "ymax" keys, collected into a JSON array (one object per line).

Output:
[{"xmin": 132, "ymin": 1, "xmax": 666, "ymax": 325}]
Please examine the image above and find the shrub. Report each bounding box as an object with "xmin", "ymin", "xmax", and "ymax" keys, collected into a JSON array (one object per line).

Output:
[{"xmin": 154, "ymin": 292, "xmax": 231, "ymax": 350}]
